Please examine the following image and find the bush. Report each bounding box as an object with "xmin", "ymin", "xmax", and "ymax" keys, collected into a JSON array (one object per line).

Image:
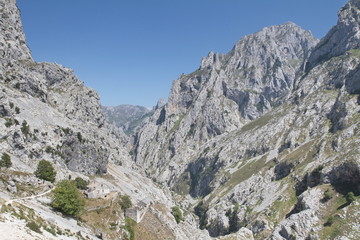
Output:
[
  {"xmin": 4, "ymin": 118, "xmax": 14, "ymax": 128},
  {"xmin": 51, "ymin": 180, "xmax": 85, "ymax": 217},
  {"xmin": 77, "ymin": 132, "xmax": 83, "ymax": 142},
  {"xmin": 26, "ymin": 221, "xmax": 42, "ymax": 233},
  {"xmin": 125, "ymin": 217, "xmax": 136, "ymax": 240},
  {"xmin": 120, "ymin": 195, "xmax": 132, "ymax": 210},
  {"xmin": 324, "ymin": 216, "xmax": 337, "ymax": 226},
  {"xmin": 323, "ymin": 189, "xmax": 334, "ymax": 202},
  {"xmin": 73, "ymin": 177, "xmax": 88, "ymax": 190},
  {"xmin": 346, "ymin": 192, "xmax": 355, "ymax": 204},
  {"xmin": 15, "ymin": 106, "xmax": 20, "ymax": 114},
  {"xmin": 21, "ymin": 120, "xmax": 30, "ymax": 136},
  {"xmin": 0, "ymin": 153, "xmax": 12, "ymax": 168},
  {"xmin": 171, "ymin": 206, "xmax": 184, "ymax": 224},
  {"xmin": 35, "ymin": 160, "xmax": 56, "ymax": 183}
]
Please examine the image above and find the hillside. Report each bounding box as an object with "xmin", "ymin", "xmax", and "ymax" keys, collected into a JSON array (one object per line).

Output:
[
  {"xmin": 0, "ymin": 0, "xmax": 208, "ymax": 239},
  {"xmin": 133, "ymin": 0, "xmax": 360, "ymax": 239},
  {"xmin": 1, "ymin": 0, "xmax": 360, "ymax": 239}
]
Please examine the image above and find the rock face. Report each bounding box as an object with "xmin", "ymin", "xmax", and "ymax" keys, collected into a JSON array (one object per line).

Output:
[
  {"xmin": 2, "ymin": 0, "xmax": 360, "ymax": 239},
  {"xmin": 0, "ymin": 0, "xmax": 131, "ymax": 175},
  {"xmin": 134, "ymin": 21, "xmax": 318, "ymax": 184},
  {"xmin": 133, "ymin": 0, "xmax": 360, "ymax": 239},
  {"xmin": 102, "ymin": 104, "xmax": 153, "ymax": 135},
  {"xmin": 0, "ymin": 1, "xmax": 211, "ymax": 240},
  {"xmin": 306, "ymin": 0, "xmax": 360, "ymax": 71},
  {"xmin": 0, "ymin": 0, "xmax": 32, "ymax": 63}
]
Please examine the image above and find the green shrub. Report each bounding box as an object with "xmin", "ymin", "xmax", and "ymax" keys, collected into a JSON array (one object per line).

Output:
[
  {"xmin": 0, "ymin": 153, "xmax": 12, "ymax": 168},
  {"xmin": 125, "ymin": 217, "xmax": 136, "ymax": 240},
  {"xmin": 325, "ymin": 216, "xmax": 337, "ymax": 226},
  {"xmin": 9, "ymin": 102, "xmax": 14, "ymax": 109},
  {"xmin": 323, "ymin": 189, "xmax": 334, "ymax": 202},
  {"xmin": 51, "ymin": 180, "xmax": 85, "ymax": 217},
  {"xmin": 35, "ymin": 160, "xmax": 56, "ymax": 183},
  {"xmin": 4, "ymin": 118, "xmax": 14, "ymax": 127},
  {"xmin": 120, "ymin": 195, "xmax": 132, "ymax": 210},
  {"xmin": 171, "ymin": 206, "xmax": 184, "ymax": 224},
  {"xmin": 26, "ymin": 221, "xmax": 42, "ymax": 233},
  {"xmin": 21, "ymin": 120, "xmax": 30, "ymax": 136},
  {"xmin": 346, "ymin": 192, "xmax": 355, "ymax": 204},
  {"xmin": 73, "ymin": 177, "xmax": 88, "ymax": 190},
  {"xmin": 15, "ymin": 106, "xmax": 20, "ymax": 114},
  {"xmin": 77, "ymin": 132, "xmax": 83, "ymax": 142}
]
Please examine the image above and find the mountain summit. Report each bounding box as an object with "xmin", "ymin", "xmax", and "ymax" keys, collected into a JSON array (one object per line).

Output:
[
  {"xmin": 132, "ymin": 0, "xmax": 360, "ymax": 238},
  {"xmin": 1, "ymin": 0, "xmax": 360, "ymax": 239}
]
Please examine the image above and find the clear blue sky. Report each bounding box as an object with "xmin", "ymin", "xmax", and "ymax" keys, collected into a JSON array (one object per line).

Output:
[{"xmin": 17, "ymin": 0, "xmax": 347, "ymax": 107}]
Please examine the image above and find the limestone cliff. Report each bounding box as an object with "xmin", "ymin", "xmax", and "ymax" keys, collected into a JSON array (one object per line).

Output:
[
  {"xmin": 0, "ymin": 1, "xmax": 212, "ymax": 239},
  {"xmin": 133, "ymin": 0, "xmax": 360, "ymax": 239},
  {"xmin": 0, "ymin": 0, "xmax": 132, "ymax": 175},
  {"xmin": 134, "ymin": 21, "xmax": 318, "ymax": 184}
]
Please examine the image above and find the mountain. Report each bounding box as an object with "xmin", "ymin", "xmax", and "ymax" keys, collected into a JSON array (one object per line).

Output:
[
  {"xmin": 102, "ymin": 104, "xmax": 153, "ymax": 135},
  {"xmin": 133, "ymin": 0, "xmax": 360, "ymax": 239},
  {"xmin": 1, "ymin": 0, "xmax": 360, "ymax": 239},
  {"xmin": 0, "ymin": 1, "xmax": 208, "ymax": 239}
]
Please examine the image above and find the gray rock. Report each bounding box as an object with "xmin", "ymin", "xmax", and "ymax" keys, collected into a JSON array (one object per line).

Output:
[
  {"xmin": 7, "ymin": 180, "xmax": 17, "ymax": 193},
  {"xmin": 102, "ymin": 104, "xmax": 153, "ymax": 135}
]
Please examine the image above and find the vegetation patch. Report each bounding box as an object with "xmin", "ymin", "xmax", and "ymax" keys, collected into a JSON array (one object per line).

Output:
[
  {"xmin": 0, "ymin": 152, "xmax": 12, "ymax": 168},
  {"xmin": 241, "ymin": 113, "xmax": 273, "ymax": 132},
  {"xmin": 73, "ymin": 177, "xmax": 89, "ymax": 190},
  {"xmin": 171, "ymin": 206, "xmax": 184, "ymax": 224},
  {"xmin": 51, "ymin": 180, "xmax": 85, "ymax": 217},
  {"xmin": 120, "ymin": 195, "xmax": 132, "ymax": 210},
  {"xmin": 35, "ymin": 160, "xmax": 56, "ymax": 183},
  {"xmin": 125, "ymin": 217, "xmax": 136, "ymax": 240}
]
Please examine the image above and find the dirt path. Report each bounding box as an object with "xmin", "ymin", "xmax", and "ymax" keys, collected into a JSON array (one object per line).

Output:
[{"xmin": 5, "ymin": 187, "xmax": 53, "ymax": 205}]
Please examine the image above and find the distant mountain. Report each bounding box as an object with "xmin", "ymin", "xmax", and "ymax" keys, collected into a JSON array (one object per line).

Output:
[{"xmin": 102, "ymin": 104, "xmax": 153, "ymax": 135}]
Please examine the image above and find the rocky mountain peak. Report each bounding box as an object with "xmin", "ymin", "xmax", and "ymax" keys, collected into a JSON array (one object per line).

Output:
[
  {"xmin": 0, "ymin": 0, "xmax": 32, "ymax": 64},
  {"xmin": 306, "ymin": 0, "xmax": 360, "ymax": 71},
  {"xmin": 133, "ymin": 22, "xmax": 319, "ymax": 185}
]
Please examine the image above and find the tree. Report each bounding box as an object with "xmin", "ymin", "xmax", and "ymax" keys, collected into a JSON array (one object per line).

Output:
[
  {"xmin": 51, "ymin": 180, "xmax": 85, "ymax": 217},
  {"xmin": 120, "ymin": 195, "xmax": 132, "ymax": 210},
  {"xmin": 323, "ymin": 189, "xmax": 334, "ymax": 202},
  {"xmin": 0, "ymin": 153, "xmax": 12, "ymax": 168},
  {"xmin": 35, "ymin": 160, "xmax": 56, "ymax": 183},
  {"xmin": 171, "ymin": 206, "xmax": 184, "ymax": 224},
  {"xmin": 73, "ymin": 177, "xmax": 88, "ymax": 190},
  {"xmin": 346, "ymin": 192, "xmax": 355, "ymax": 204}
]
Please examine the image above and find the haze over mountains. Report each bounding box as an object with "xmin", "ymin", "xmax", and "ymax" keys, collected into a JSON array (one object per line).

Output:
[{"xmin": 1, "ymin": 0, "xmax": 360, "ymax": 239}]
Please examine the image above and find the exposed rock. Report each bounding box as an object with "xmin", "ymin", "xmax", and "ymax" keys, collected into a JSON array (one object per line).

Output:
[
  {"xmin": 102, "ymin": 104, "xmax": 153, "ymax": 135},
  {"xmin": 306, "ymin": 0, "xmax": 360, "ymax": 71},
  {"xmin": 132, "ymin": 0, "xmax": 360, "ymax": 239},
  {"xmin": 7, "ymin": 180, "xmax": 17, "ymax": 193},
  {"xmin": 2, "ymin": 0, "xmax": 360, "ymax": 239}
]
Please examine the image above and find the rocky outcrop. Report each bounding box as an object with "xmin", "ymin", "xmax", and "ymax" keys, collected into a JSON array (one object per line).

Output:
[
  {"xmin": 102, "ymin": 104, "xmax": 153, "ymax": 135},
  {"xmin": 306, "ymin": 0, "xmax": 360, "ymax": 71},
  {"xmin": 0, "ymin": 0, "xmax": 32, "ymax": 64},
  {"xmin": 0, "ymin": 0, "xmax": 131, "ymax": 175},
  {"xmin": 134, "ymin": 21, "xmax": 318, "ymax": 185}
]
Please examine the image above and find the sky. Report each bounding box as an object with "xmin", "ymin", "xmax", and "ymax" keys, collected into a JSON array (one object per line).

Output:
[{"xmin": 17, "ymin": 0, "xmax": 347, "ymax": 107}]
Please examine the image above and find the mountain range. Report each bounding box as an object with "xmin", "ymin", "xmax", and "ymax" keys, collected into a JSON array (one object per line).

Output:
[{"xmin": 1, "ymin": 0, "xmax": 360, "ymax": 239}]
